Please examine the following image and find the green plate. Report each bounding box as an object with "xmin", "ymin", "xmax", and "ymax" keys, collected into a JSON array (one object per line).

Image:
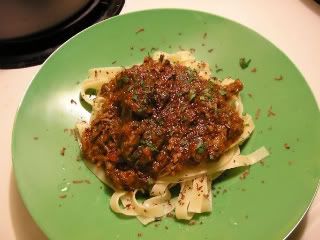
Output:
[{"xmin": 12, "ymin": 9, "xmax": 319, "ymax": 240}]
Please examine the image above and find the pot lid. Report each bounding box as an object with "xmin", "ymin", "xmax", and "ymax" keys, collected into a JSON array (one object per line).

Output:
[{"xmin": 0, "ymin": 0, "xmax": 125, "ymax": 69}]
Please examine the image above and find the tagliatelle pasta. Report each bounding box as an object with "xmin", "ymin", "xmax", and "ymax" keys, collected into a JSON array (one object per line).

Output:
[{"xmin": 76, "ymin": 51, "xmax": 269, "ymax": 224}]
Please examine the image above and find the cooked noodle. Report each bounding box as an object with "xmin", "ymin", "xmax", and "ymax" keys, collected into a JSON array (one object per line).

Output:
[{"xmin": 76, "ymin": 51, "xmax": 269, "ymax": 224}]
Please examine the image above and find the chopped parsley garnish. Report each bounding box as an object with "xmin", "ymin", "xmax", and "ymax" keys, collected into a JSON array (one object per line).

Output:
[
  {"xmin": 200, "ymin": 96, "xmax": 206, "ymax": 101},
  {"xmin": 189, "ymin": 89, "xmax": 196, "ymax": 101},
  {"xmin": 215, "ymin": 68, "xmax": 223, "ymax": 73},
  {"xmin": 85, "ymin": 88, "xmax": 97, "ymax": 99},
  {"xmin": 147, "ymin": 178, "xmax": 154, "ymax": 185},
  {"xmin": 239, "ymin": 58, "xmax": 251, "ymax": 69},
  {"xmin": 117, "ymin": 76, "xmax": 130, "ymax": 87},
  {"xmin": 155, "ymin": 118, "xmax": 164, "ymax": 126},
  {"xmin": 196, "ymin": 141, "xmax": 206, "ymax": 154},
  {"xmin": 141, "ymin": 140, "xmax": 158, "ymax": 152},
  {"xmin": 186, "ymin": 68, "xmax": 197, "ymax": 83},
  {"xmin": 202, "ymin": 88, "xmax": 212, "ymax": 99},
  {"xmin": 132, "ymin": 93, "xmax": 139, "ymax": 101},
  {"xmin": 140, "ymin": 79, "xmax": 145, "ymax": 89}
]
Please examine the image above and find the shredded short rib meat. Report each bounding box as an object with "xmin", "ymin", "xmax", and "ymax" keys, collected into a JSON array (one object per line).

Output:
[{"xmin": 81, "ymin": 56, "xmax": 244, "ymax": 190}]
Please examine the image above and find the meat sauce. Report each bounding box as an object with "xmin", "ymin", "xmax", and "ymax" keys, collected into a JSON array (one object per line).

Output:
[{"xmin": 81, "ymin": 56, "xmax": 244, "ymax": 190}]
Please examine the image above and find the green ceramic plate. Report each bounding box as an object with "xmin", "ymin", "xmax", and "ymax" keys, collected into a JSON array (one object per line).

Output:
[{"xmin": 12, "ymin": 9, "xmax": 319, "ymax": 240}]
